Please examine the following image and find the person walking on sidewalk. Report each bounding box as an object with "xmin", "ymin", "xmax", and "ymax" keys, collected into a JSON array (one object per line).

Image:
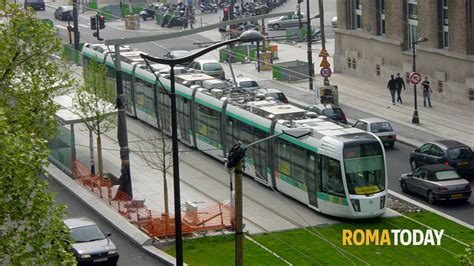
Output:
[
  {"xmin": 387, "ymin": 75, "xmax": 397, "ymax": 105},
  {"xmin": 395, "ymin": 73, "xmax": 406, "ymax": 104},
  {"xmin": 421, "ymin": 76, "xmax": 433, "ymax": 107}
]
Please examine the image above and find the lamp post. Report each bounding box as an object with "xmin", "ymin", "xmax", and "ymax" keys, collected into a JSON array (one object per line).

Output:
[
  {"xmin": 411, "ymin": 36, "xmax": 428, "ymax": 124},
  {"xmin": 226, "ymin": 128, "xmax": 312, "ymax": 266},
  {"xmin": 140, "ymin": 29, "xmax": 263, "ymax": 266}
]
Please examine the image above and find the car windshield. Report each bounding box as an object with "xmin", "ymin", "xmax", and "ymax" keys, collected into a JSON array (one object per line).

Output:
[
  {"xmin": 239, "ymin": 81, "xmax": 258, "ymax": 88},
  {"xmin": 70, "ymin": 225, "xmax": 106, "ymax": 243},
  {"xmin": 203, "ymin": 63, "xmax": 222, "ymax": 71},
  {"xmin": 371, "ymin": 122, "xmax": 393, "ymax": 133},
  {"xmin": 344, "ymin": 142, "xmax": 385, "ymax": 195},
  {"xmin": 430, "ymin": 170, "xmax": 461, "ymax": 181},
  {"xmin": 322, "ymin": 108, "xmax": 343, "ymax": 117},
  {"xmin": 29, "ymin": 0, "xmax": 43, "ymax": 3},
  {"xmin": 447, "ymin": 147, "xmax": 472, "ymax": 159}
]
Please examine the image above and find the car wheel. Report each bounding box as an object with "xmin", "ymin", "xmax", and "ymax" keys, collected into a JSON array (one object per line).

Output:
[
  {"xmin": 400, "ymin": 181, "xmax": 408, "ymax": 193},
  {"xmin": 427, "ymin": 191, "xmax": 436, "ymax": 205},
  {"xmin": 410, "ymin": 159, "xmax": 417, "ymax": 171},
  {"xmin": 272, "ymin": 24, "xmax": 280, "ymax": 30}
]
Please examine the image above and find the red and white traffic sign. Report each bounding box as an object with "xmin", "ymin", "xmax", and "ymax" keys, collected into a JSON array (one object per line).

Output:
[
  {"xmin": 320, "ymin": 67, "xmax": 332, "ymax": 78},
  {"xmin": 410, "ymin": 72, "xmax": 422, "ymax": 85}
]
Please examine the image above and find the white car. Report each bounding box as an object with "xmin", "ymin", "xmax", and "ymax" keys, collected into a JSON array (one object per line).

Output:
[
  {"xmin": 353, "ymin": 118, "xmax": 397, "ymax": 148},
  {"xmin": 234, "ymin": 76, "xmax": 260, "ymax": 91}
]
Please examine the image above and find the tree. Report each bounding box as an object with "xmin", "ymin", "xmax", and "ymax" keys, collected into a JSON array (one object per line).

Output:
[
  {"xmin": 73, "ymin": 59, "xmax": 116, "ymax": 178},
  {"xmin": 0, "ymin": 3, "xmax": 75, "ymax": 264}
]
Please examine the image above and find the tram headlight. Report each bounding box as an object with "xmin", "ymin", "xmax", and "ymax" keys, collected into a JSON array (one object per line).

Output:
[
  {"xmin": 351, "ymin": 199, "xmax": 360, "ymax": 212},
  {"xmin": 380, "ymin": 195, "xmax": 386, "ymax": 209}
]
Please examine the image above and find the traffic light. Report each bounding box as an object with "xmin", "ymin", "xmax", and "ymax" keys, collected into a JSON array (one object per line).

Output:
[
  {"xmin": 90, "ymin": 16, "xmax": 96, "ymax": 30},
  {"xmin": 223, "ymin": 7, "xmax": 229, "ymax": 21},
  {"xmin": 98, "ymin": 16, "xmax": 105, "ymax": 29}
]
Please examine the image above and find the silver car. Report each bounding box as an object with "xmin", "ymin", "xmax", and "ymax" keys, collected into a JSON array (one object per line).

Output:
[
  {"xmin": 353, "ymin": 118, "xmax": 396, "ymax": 148},
  {"xmin": 267, "ymin": 12, "xmax": 307, "ymax": 30},
  {"xmin": 187, "ymin": 59, "xmax": 225, "ymax": 80},
  {"xmin": 64, "ymin": 217, "xmax": 119, "ymax": 265},
  {"xmin": 399, "ymin": 164, "xmax": 472, "ymax": 204}
]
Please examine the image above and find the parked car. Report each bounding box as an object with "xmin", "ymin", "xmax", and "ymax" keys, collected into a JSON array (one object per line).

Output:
[
  {"xmin": 187, "ymin": 59, "xmax": 225, "ymax": 80},
  {"xmin": 54, "ymin": 6, "xmax": 73, "ymax": 21},
  {"xmin": 163, "ymin": 50, "xmax": 191, "ymax": 65},
  {"xmin": 307, "ymin": 103, "xmax": 347, "ymax": 124},
  {"xmin": 24, "ymin": 0, "xmax": 45, "ymax": 11},
  {"xmin": 399, "ymin": 164, "xmax": 472, "ymax": 204},
  {"xmin": 234, "ymin": 76, "xmax": 260, "ymax": 91},
  {"xmin": 409, "ymin": 140, "xmax": 474, "ymax": 177},
  {"xmin": 267, "ymin": 12, "xmax": 307, "ymax": 30},
  {"xmin": 257, "ymin": 88, "xmax": 288, "ymax": 103},
  {"xmin": 331, "ymin": 16, "xmax": 338, "ymax": 28},
  {"xmin": 353, "ymin": 118, "xmax": 396, "ymax": 148},
  {"xmin": 64, "ymin": 217, "xmax": 119, "ymax": 265}
]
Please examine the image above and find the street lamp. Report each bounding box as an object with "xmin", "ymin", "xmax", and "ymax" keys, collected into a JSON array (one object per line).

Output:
[
  {"xmin": 140, "ymin": 29, "xmax": 263, "ymax": 266},
  {"xmin": 226, "ymin": 128, "xmax": 312, "ymax": 266},
  {"xmin": 411, "ymin": 36, "xmax": 428, "ymax": 124}
]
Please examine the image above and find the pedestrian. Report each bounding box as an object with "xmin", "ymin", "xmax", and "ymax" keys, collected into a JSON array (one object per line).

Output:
[
  {"xmin": 387, "ymin": 74, "xmax": 397, "ymax": 105},
  {"xmin": 394, "ymin": 72, "xmax": 406, "ymax": 104},
  {"xmin": 421, "ymin": 76, "xmax": 433, "ymax": 107}
]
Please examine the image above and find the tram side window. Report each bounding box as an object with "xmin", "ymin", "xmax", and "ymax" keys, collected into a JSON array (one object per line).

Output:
[
  {"xmin": 307, "ymin": 151, "xmax": 321, "ymax": 190},
  {"xmin": 225, "ymin": 117, "xmax": 236, "ymax": 152},
  {"xmin": 322, "ymin": 157, "xmax": 345, "ymax": 196},
  {"xmin": 157, "ymin": 86, "xmax": 171, "ymax": 132},
  {"xmin": 177, "ymin": 96, "xmax": 191, "ymax": 141},
  {"xmin": 122, "ymin": 72, "xmax": 132, "ymax": 107},
  {"xmin": 135, "ymin": 79, "xmax": 146, "ymax": 108},
  {"xmin": 276, "ymin": 139, "xmax": 291, "ymax": 177},
  {"xmin": 240, "ymin": 122, "xmax": 253, "ymax": 145},
  {"xmin": 196, "ymin": 104, "xmax": 221, "ymax": 145},
  {"xmin": 143, "ymin": 81, "xmax": 154, "ymax": 115},
  {"xmin": 292, "ymin": 145, "xmax": 306, "ymax": 184}
]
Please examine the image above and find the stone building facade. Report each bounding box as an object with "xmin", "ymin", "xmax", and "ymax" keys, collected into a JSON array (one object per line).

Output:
[{"xmin": 334, "ymin": 0, "xmax": 474, "ymax": 109}]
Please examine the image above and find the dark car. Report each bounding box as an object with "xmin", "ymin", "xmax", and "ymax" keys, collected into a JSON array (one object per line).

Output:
[
  {"xmin": 64, "ymin": 217, "xmax": 119, "ymax": 265},
  {"xmin": 257, "ymin": 88, "xmax": 288, "ymax": 103},
  {"xmin": 308, "ymin": 103, "xmax": 347, "ymax": 124},
  {"xmin": 54, "ymin": 6, "xmax": 73, "ymax": 21},
  {"xmin": 409, "ymin": 140, "xmax": 474, "ymax": 177},
  {"xmin": 24, "ymin": 0, "xmax": 45, "ymax": 11},
  {"xmin": 399, "ymin": 164, "xmax": 472, "ymax": 204}
]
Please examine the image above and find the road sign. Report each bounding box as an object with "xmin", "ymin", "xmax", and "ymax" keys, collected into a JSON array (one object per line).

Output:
[
  {"xmin": 319, "ymin": 48, "xmax": 329, "ymax": 57},
  {"xmin": 320, "ymin": 67, "xmax": 332, "ymax": 78},
  {"xmin": 410, "ymin": 72, "xmax": 422, "ymax": 85},
  {"xmin": 320, "ymin": 57, "xmax": 330, "ymax": 68}
]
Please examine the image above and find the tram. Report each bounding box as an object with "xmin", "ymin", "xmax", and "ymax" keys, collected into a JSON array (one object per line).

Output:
[{"xmin": 82, "ymin": 43, "xmax": 388, "ymax": 218}]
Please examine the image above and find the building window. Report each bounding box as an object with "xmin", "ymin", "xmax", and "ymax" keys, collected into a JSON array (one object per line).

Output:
[
  {"xmin": 347, "ymin": 57, "xmax": 352, "ymax": 68},
  {"xmin": 437, "ymin": 80, "xmax": 443, "ymax": 92},
  {"xmin": 406, "ymin": 72, "xmax": 411, "ymax": 84},
  {"xmin": 469, "ymin": 88, "xmax": 474, "ymax": 101},
  {"xmin": 376, "ymin": 64, "xmax": 380, "ymax": 76},
  {"xmin": 354, "ymin": 0, "xmax": 362, "ymax": 29},
  {"xmin": 407, "ymin": 0, "xmax": 419, "ymax": 49},
  {"xmin": 378, "ymin": 0, "xmax": 385, "ymax": 35},
  {"xmin": 352, "ymin": 58, "xmax": 356, "ymax": 69},
  {"xmin": 441, "ymin": 0, "xmax": 449, "ymax": 48}
]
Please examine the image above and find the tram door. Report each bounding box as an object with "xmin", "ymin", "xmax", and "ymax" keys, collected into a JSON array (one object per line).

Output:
[
  {"xmin": 252, "ymin": 128, "xmax": 268, "ymax": 184},
  {"xmin": 306, "ymin": 152, "xmax": 320, "ymax": 207}
]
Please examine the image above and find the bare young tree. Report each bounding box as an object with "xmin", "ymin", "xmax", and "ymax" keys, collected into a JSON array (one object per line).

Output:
[{"xmin": 73, "ymin": 59, "xmax": 116, "ymax": 178}]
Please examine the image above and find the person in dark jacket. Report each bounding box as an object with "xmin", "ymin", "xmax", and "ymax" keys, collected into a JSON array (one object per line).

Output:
[
  {"xmin": 387, "ymin": 74, "xmax": 397, "ymax": 105},
  {"xmin": 394, "ymin": 73, "xmax": 406, "ymax": 104},
  {"xmin": 421, "ymin": 76, "xmax": 433, "ymax": 107}
]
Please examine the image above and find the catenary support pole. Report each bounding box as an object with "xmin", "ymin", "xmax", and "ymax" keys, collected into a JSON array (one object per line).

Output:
[
  {"xmin": 114, "ymin": 44, "xmax": 133, "ymax": 198},
  {"xmin": 170, "ymin": 66, "xmax": 184, "ymax": 266},
  {"xmin": 72, "ymin": 0, "xmax": 80, "ymax": 52},
  {"xmin": 235, "ymin": 159, "xmax": 243, "ymax": 266},
  {"xmin": 306, "ymin": 0, "xmax": 314, "ymax": 90},
  {"xmin": 411, "ymin": 43, "xmax": 419, "ymax": 124}
]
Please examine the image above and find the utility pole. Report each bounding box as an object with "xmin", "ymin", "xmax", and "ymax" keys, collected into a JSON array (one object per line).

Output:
[
  {"xmin": 234, "ymin": 159, "xmax": 243, "ymax": 266},
  {"xmin": 72, "ymin": 0, "xmax": 80, "ymax": 52},
  {"xmin": 306, "ymin": 0, "xmax": 314, "ymax": 90},
  {"xmin": 297, "ymin": 0, "xmax": 302, "ymax": 29}
]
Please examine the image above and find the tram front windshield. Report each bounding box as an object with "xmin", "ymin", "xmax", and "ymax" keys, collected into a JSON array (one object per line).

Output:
[{"xmin": 343, "ymin": 142, "xmax": 385, "ymax": 195}]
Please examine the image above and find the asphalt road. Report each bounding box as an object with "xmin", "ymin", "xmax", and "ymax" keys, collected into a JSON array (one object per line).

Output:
[
  {"xmin": 45, "ymin": 175, "xmax": 164, "ymax": 265},
  {"xmin": 34, "ymin": 2, "xmax": 473, "ymax": 225}
]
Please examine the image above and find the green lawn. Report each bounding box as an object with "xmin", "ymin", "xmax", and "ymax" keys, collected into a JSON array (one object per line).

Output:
[{"xmin": 162, "ymin": 212, "xmax": 474, "ymax": 265}]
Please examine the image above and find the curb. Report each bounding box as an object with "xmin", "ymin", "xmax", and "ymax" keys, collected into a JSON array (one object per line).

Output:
[{"xmin": 44, "ymin": 164, "xmax": 177, "ymax": 266}]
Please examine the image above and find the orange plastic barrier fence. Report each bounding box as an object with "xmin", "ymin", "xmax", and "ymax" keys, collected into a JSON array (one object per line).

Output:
[{"xmin": 72, "ymin": 160, "xmax": 234, "ymax": 238}]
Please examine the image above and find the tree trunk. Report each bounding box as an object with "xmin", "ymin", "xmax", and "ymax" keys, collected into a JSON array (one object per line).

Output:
[
  {"xmin": 163, "ymin": 171, "xmax": 169, "ymax": 215},
  {"xmin": 97, "ymin": 134, "xmax": 104, "ymax": 177},
  {"xmin": 89, "ymin": 130, "xmax": 95, "ymax": 176}
]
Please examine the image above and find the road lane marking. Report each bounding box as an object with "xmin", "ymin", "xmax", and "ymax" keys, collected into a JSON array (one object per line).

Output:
[
  {"xmin": 55, "ymin": 24, "xmax": 67, "ymax": 30},
  {"xmin": 79, "ymin": 24, "xmax": 89, "ymax": 28}
]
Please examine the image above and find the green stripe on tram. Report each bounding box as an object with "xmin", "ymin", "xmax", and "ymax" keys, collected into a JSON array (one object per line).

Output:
[
  {"xmin": 317, "ymin": 192, "xmax": 348, "ymax": 206},
  {"xmin": 279, "ymin": 133, "xmax": 317, "ymax": 152},
  {"xmin": 278, "ymin": 173, "xmax": 305, "ymax": 191},
  {"xmin": 225, "ymin": 112, "xmax": 271, "ymax": 133}
]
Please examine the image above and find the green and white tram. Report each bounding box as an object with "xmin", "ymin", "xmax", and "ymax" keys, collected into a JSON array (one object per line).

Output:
[{"xmin": 82, "ymin": 44, "xmax": 388, "ymax": 218}]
